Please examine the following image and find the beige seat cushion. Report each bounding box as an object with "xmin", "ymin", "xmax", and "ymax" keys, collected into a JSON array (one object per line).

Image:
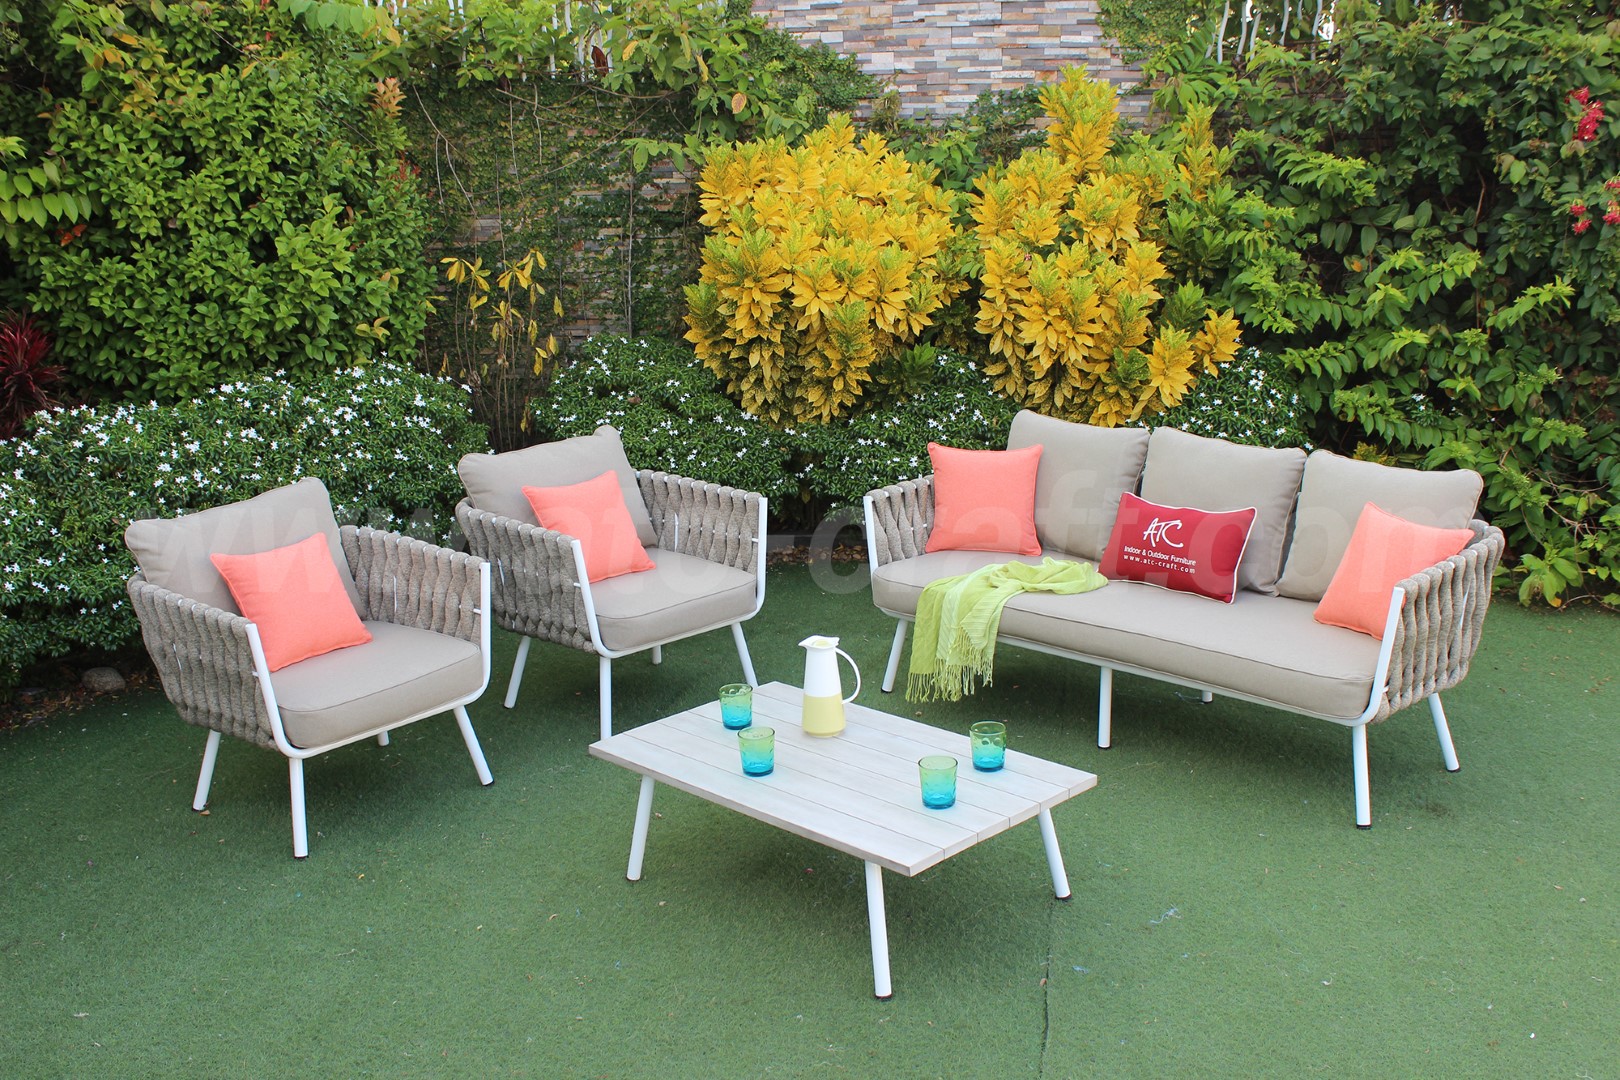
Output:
[
  {"xmin": 458, "ymin": 426, "xmax": 656, "ymax": 546},
  {"xmin": 589, "ymin": 548, "xmax": 759, "ymax": 653},
  {"xmin": 1139, "ymin": 427, "xmax": 1306, "ymax": 597},
  {"xmin": 1276, "ymin": 451, "xmax": 1483, "ymax": 601},
  {"xmin": 123, "ymin": 477, "xmax": 362, "ymax": 615},
  {"xmin": 873, "ymin": 556, "xmax": 1381, "ymax": 720},
  {"xmin": 270, "ymin": 621, "xmax": 485, "ymax": 749},
  {"xmin": 1007, "ymin": 410, "xmax": 1150, "ymax": 561},
  {"xmin": 871, "ymin": 549, "xmax": 1054, "ymax": 615}
]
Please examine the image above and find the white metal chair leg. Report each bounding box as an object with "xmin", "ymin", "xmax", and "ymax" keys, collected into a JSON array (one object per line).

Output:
[
  {"xmin": 504, "ymin": 635, "xmax": 532, "ymax": 709},
  {"xmin": 193, "ymin": 730, "xmax": 221, "ymax": 811},
  {"xmin": 1352, "ymin": 723, "xmax": 1372, "ymax": 828},
  {"xmin": 599, "ymin": 655, "xmax": 614, "ymax": 741},
  {"xmin": 1097, "ymin": 668, "xmax": 1114, "ymax": 748},
  {"xmin": 1429, "ymin": 694, "xmax": 1460, "ymax": 772},
  {"xmin": 377, "ymin": 731, "xmax": 390, "ymax": 746},
  {"xmin": 651, "ymin": 645, "xmax": 662, "ymax": 665},
  {"xmin": 732, "ymin": 622, "xmax": 759, "ymax": 687},
  {"xmin": 454, "ymin": 705, "xmax": 494, "ymax": 786},
  {"xmin": 881, "ymin": 620, "xmax": 908, "ymax": 693},
  {"xmin": 1037, "ymin": 807, "xmax": 1073, "ymax": 899},
  {"xmin": 864, "ymin": 860, "xmax": 894, "ymax": 1000},
  {"xmin": 289, "ymin": 757, "xmax": 309, "ymax": 859},
  {"xmin": 627, "ymin": 774, "xmax": 656, "ymax": 881}
]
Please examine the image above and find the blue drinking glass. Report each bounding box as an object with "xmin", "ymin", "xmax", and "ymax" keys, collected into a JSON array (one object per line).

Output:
[
  {"xmin": 720, "ymin": 683, "xmax": 753, "ymax": 730},
  {"xmin": 970, "ymin": 721, "xmax": 1007, "ymax": 772},
  {"xmin": 739, "ymin": 726, "xmax": 775, "ymax": 776},
  {"xmin": 918, "ymin": 755, "xmax": 957, "ymax": 809}
]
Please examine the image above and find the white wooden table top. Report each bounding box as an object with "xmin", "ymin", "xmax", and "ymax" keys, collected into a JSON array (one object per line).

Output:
[{"xmin": 589, "ymin": 681, "xmax": 1098, "ymax": 876}]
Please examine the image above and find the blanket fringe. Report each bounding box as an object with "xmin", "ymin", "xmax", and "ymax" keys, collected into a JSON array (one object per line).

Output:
[{"xmin": 906, "ymin": 639, "xmax": 995, "ymax": 703}]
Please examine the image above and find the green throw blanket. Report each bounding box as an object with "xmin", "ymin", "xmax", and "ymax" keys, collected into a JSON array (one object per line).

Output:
[{"xmin": 907, "ymin": 557, "xmax": 1108, "ymax": 703}]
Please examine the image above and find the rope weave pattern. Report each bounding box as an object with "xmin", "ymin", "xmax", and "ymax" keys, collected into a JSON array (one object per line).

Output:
[
  {"xmin": 637, "ymin": 470, "xmax": 763, "ymax": 572},
  {"xmin": 341, "ymin": 526, "xmax": 484, "ymax": 643},
  {"xmin": 865, "ymin": 475, "xmax": 935, "ymax": 568},
  {"xmin": 127, "ymin": 574, "xmax": 277, "ymax": 748},
  {"xmin": 456, "ymin": 499, "xmax": 593, "ymax": 649},
  {"xmin": 1375, "ymin": 520, "xmax": 1505, "ymax": 722}
]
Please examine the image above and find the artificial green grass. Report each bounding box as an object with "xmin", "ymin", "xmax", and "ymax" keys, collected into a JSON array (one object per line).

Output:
[{"xmin": 2, "ymin": 564, "xmax": 1615, "ymax": 1078}]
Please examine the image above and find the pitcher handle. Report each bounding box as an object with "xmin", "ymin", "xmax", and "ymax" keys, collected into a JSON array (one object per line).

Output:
[{"xmin": 835, "ymin": 647, "xmax": 862, "ymax": 704}]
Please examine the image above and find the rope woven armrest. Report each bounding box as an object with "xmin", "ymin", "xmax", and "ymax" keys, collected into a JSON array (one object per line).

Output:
[
  {"xmin": 126, "ymin": 572, "xmax": 277, "ymax": 749},
  {"xmin": 455, "ymin": 499, "xmax": 593, "ymax": 650},
  {"xmin": 864, "ymin": 476, "xmax": 934, "ymax": 568},
  {"xmin": 341, "ymin": 526, "xmax": 485, "ymax": 644},
  {"xmin": 1376, "ymin": 521, "xmax": 1506, "ymax": 721},
  {"xmin": 636, "ymin": 471, "xmax": 763, "ymax": 573}
]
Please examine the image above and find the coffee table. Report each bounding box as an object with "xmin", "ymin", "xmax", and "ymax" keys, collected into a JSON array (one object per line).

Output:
[{"xmin": 588, "ymin": 681, "xmax": 1098, "ymax": 999}]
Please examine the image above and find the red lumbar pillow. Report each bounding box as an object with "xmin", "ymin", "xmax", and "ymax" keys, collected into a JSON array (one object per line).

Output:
[
  {"xmin": 924, "ymin": 441, "xmax": 1043, "ymax": 556},
  {"xmin": 1099, "ymin": 492, "xmax": 1257, "ymax": 604},
  {"xmin": 210, "ymin": 533, "xmax": 373, "ymax": 672},
  {"xmin": 1313, "ymin": 503, "xmax": 1474, "ymax": 637},
  {"xmin": 523, "ymin": 470, "xmax": 656, "ymax": 583}
]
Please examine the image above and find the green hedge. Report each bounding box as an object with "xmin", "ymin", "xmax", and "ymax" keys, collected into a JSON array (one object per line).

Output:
[
  {"xmin": 536, "ymin": 335, "xmax": 1310, "ymax": 523},
  {"xmin": 0, "ymin": 363, "xmax": 486, "ymax": 694}
]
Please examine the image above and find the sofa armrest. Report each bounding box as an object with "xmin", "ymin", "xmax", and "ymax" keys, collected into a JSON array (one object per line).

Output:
[
  {"xmin": 454, "ymin": 499, "xmax": 594, "ymax": 650},
  {"xmin": 341, "ymin": 525, "xmax": 486, "ymax": 646},
  {"xmin": 126, "ymin": 573, "xmax": 277, "ymax": 749},
  {"xmin": 863, "ymin": 475, "xmax": 934, "ymax": 570},
  {"xmin": 1375, "ymin": 521, "xmax": 1505, "ymax": 721},
  {"xmin": 637, "ymin": 471, "xmax": 764, "ymax": 575}
]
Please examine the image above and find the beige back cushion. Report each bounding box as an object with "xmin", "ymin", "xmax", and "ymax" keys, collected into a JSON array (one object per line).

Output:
[
  {"xmin": 1006, "ymin": 410, "xmax": 1150, "ymax": 561},
  {"xmin": 124, "ymin": 477, "xmax": 361, "ymax": 614},
  {"xmin": 1276, "ymin": 450, "xmax": 1484, "ymax": 601},
  {"xmin": 457, "ymin": 425, "xmax": 655, "ymax": 546},
  {"xmin": 1139, "ymin": 427, "xmax": 1307, "ymax": 596}
]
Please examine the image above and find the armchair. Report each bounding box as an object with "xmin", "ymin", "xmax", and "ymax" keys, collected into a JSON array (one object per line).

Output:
[
  {"xmin": 124, "ymin": 478, "xmax": 494, "ymax": 858},
  {"xmin": 456, "ymin": 426, "xmax": 765, "ymax": 739}
]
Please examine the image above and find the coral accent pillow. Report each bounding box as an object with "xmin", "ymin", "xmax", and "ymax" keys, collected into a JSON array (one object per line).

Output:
[
  {"xmin": 1314, "ymin": 503, "xmax": 1474, "ymax": 637},
  {"xmin": 523, "ymin": 470, "xmax": 656, "ymax": 583},
  {"xmin": 210, "ymin": 533, "xmax": 373, "ymax": 672},
  {"xmin": 1099, "ymin": 493, "xmax": 1257, "ymax": 603},
  {"xmin": 924, "ymin": 442, "xmax": 1043, "ymax": 556}
]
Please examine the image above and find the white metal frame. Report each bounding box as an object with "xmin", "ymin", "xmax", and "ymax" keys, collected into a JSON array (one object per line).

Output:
[
  {"xmin": 864, "ymin": 495, "xmax": 1465, "ymax": 828},
  {"xmin": 504, "ymin": 496, "xmax": 768, "ymax": 740},
  {"xmin": 192, "ymin": 563, "xmax": 495, "ymax": 858}
]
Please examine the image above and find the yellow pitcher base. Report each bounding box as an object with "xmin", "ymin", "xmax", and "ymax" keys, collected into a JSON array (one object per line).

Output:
[{"xmin": 801, "ymin": 694, "xmax": 846, "ymax": 737}]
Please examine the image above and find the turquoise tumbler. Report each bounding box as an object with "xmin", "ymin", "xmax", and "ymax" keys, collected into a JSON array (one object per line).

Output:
[
  {"xmin": 720, "ymin": 683, "xmax": 753, "ymax": 730},
  {"xmin": 970, "ymin": 721, "xmax": 1007, "ymax": 772},
  {"xmin": 739, "ymin": 726, "xmax": 775, "ymax": 776},
  {"xmin": 918, "ymin": 755, "xmax": 957, "ymax": 809}
]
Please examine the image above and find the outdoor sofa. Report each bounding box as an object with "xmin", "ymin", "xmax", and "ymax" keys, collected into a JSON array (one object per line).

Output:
[{"xmin": 863, "ymin": 410, "xmax": 1505, "ymax": 827}]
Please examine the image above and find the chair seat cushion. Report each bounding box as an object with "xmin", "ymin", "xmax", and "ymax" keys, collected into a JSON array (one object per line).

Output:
[
  {"xmin": 270, "ymin": 622, "xmax": 485, "ymax": 749},
  {"xmin": 873, "ymin": 554, "xmax": 1381, "ymax": 720},
  {"xmin": 588, "ymin": 548, "xmax": 759, "ymax": 653}
]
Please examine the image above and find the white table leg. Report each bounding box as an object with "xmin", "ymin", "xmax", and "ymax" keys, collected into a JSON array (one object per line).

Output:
[
  {"xmin": 627, "ymin": 775, "xmax": 656, "ymax": 881},
  {"xmin": 1037, "ymin": 807, "xmax": 1072, "ymax": 900},
  {"xmin": 864, "ymin": 861, "xmax": 893, "ymax": 1000}
]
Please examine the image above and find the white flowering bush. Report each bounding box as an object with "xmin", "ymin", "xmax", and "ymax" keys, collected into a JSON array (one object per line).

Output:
[
  {"xmin": 1153, "ymin": 348, "xmax": 1314, "ymax": 450},
  {"xmin": 536, "ymin": 336, "xmax": 801, "ymax": 503},
  {"xmin": 0, "ymin": 363, "xmax": 486, "ymax": 694},
  {"xmin": 537, "ymin": 336, "xmax": 1016, "ymax": 519},
  {"xmin": 790, "ymin": 352, "xmax": 1018, "ymax": 506}
]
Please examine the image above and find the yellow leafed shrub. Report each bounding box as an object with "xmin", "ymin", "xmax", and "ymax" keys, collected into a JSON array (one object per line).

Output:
[
  {"xmin": 684, "ymin": 115, "xmax": 967, "ymax": 425},
  {"xmin": 970, "ymin": 68, "xmax": 1241, "ymax": 426}
]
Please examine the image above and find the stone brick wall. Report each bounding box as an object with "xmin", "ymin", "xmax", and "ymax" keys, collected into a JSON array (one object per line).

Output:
[{"xmin": 751, "ymin": 0, "xmax": 1141, "ymax": 116}]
